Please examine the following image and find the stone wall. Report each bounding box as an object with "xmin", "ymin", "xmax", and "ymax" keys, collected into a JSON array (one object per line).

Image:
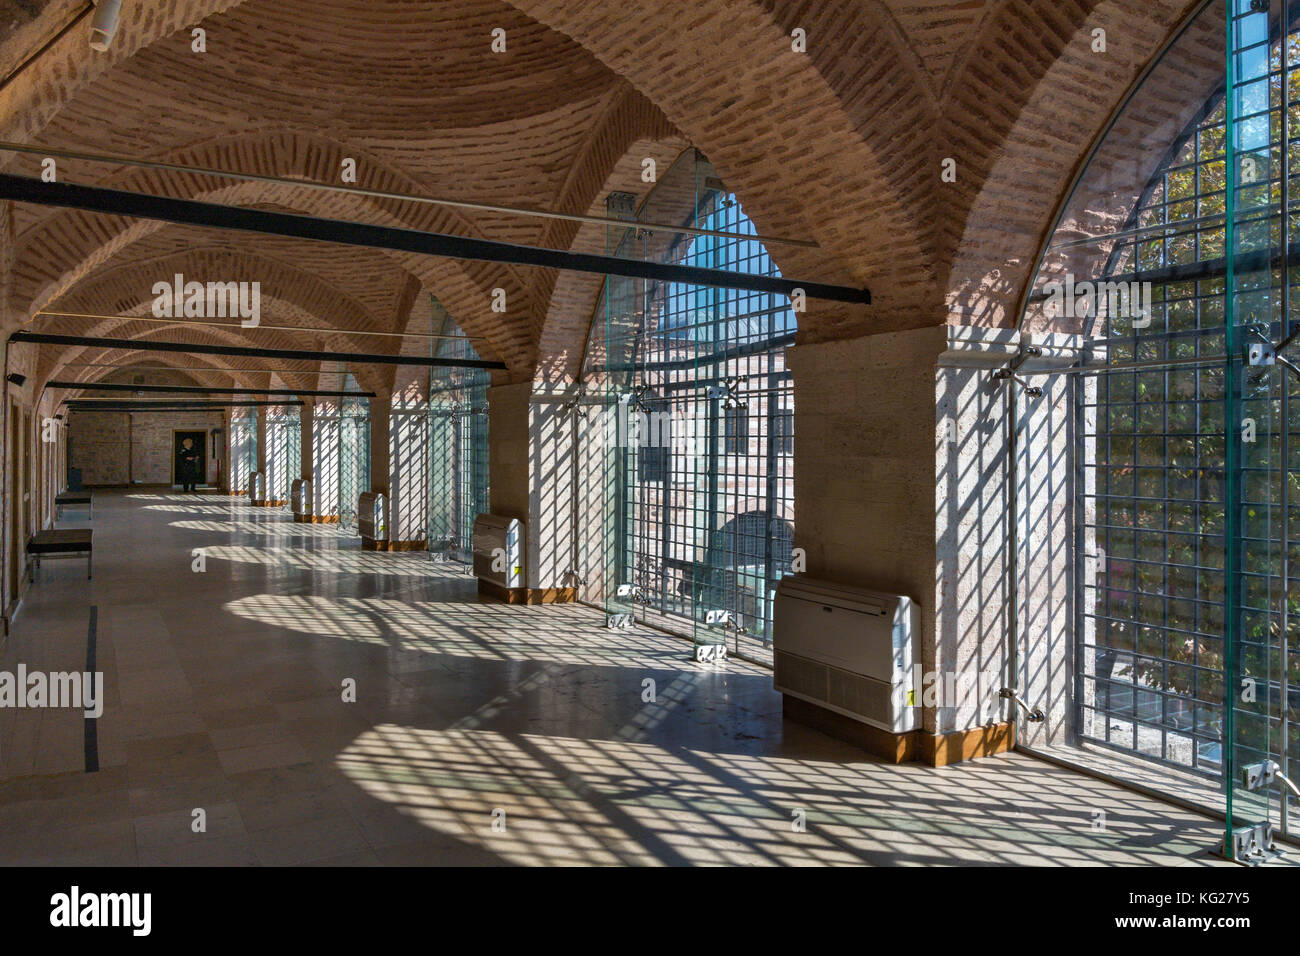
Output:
[{"xmin": 68, "ymin": 410, "xmax": 223, "ymax": 486}]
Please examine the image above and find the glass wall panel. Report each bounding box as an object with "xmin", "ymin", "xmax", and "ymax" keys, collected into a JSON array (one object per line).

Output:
[
  {"xmin": 1021, "ymin": 0, "xmax": 1300, "ymax": 858},
  {"xmin": 582, "ymin": 150, "xmax": 796, "ymax": 665},
  {"xmin": 231, "ymin": 414, "xmax": 256, "ymax": 496},
  {"xmin": 427, "ymin": 304, "xmax": 489, "ymax": 563}
]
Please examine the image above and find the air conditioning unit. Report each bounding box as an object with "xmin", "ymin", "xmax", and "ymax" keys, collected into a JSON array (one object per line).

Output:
[
  {"xmin": 473, "ymin": 514, "xmax": 524, "ymax": 589},
  {"xmin": 291, "ymin": 478, "xmax": 311, "ymax": 518},
  {"xmin": 772, "ymin": 575, "xmax": 918, "ymax": 733},
  {"xmin": 358, "ymin": 491, "xmax": 386, "ymax": 542}
]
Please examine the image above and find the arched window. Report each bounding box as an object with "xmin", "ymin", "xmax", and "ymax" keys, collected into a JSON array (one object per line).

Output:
[
  {"xmin": 1022, "ymin": 0, "xmax": 1297, "ymax": 833},
  {"xmin": 583, "ymin": 150, "xmax": 796, "ymax": 663}
]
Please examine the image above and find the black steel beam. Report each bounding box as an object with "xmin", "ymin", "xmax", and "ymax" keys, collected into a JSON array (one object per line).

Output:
[
  {"xmin": 49, "ymin": 380, "xmax": 375, "ymax": 398},
  {"xmin": 9, "ymin": 331, "xmax": 507, "ymax": 370},
  {"xmin": 0, "ymin": 174, "xmax": 871, "ymax": 305}
]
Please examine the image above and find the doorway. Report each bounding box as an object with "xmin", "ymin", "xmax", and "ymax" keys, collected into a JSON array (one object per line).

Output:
[{"xmin": 172, "ymin": 431, "xmax": 207, "ymax": 489}]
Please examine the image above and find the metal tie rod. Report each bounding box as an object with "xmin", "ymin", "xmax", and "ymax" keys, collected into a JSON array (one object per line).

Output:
[
  {"xmin": 0, "ymin": 140, "xmax": 818, "ymax": 249},
  {"xmin": 0, "ymin": 174, "xmax": 871, "ymax": 305},
  {"xmin": 65, "ymin": 400, "xmax": 304, "ymax": 411},
  {"xmin": 47, "ymin": 380, "xmax": 375, "ymax": 398},
  {"xmin": 8, "ymin": 331, "xmax": 508, "ymax": 370}
]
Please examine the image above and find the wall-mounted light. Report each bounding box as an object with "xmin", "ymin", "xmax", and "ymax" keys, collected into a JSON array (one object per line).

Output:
[
  {"xmin": 6, "ymin": 373, "xmax": 27, "ymax": 387},
  {"xmin": 89, "ymin": 0, "xmax": 122, "ymax": 52}
]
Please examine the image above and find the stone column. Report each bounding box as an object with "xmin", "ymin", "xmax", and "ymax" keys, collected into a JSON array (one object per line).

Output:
[
  {"xmin": 781, "ymin": 324, "xmax": 1078, "ymax": 765},
  {"xmin": 300, "ymin": 402, "xmax": 314, "ymax": 482},
  {"xmin": 484, "ymin": 380, "xmax": 583, "ymax": 602}
]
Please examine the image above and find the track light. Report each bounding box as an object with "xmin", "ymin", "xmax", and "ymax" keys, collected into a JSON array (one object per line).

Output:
[{"xmin": 89, "ymin": 0, "xmax": 122, "ymax": 53}]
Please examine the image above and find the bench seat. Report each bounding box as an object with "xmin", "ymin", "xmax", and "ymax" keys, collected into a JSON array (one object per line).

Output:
[
  {"xmin": 54, "ymin": 492, "xmax": 93, "ymax": 520},
  {"xmin": 27, "ymin": 529, "xmax": 92, "ymax": 581}
]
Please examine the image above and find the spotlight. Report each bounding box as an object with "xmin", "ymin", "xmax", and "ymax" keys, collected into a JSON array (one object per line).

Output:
[
  {"xmin": 89, "ymin": 0, "xmax": 122, "ymax": 52},
  {"xmin": 6, "ymin": 373, "xmax": 27, "ymax": 387}
]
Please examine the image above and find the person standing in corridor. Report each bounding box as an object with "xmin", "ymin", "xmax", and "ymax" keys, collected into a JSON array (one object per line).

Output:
[{"xmin": 178, "ymin": 437, "xmax": 201, "ymax": 493}]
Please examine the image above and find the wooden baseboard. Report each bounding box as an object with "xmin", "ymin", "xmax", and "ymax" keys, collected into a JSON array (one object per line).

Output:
[
  {"xmin": 359, "ymin": 538, "xmax": 427, "ymax": 552},
  {"xmin": 782, "ymin": 695, "xmax": 1014, "ymax": 767},
  {"xmin": 250, "ymin": 499, "xmax": 287, "ymax": 507},
  {"xmin": 293, "ymin": 514, "xmax": 339, "ymax": 524},
  {"xmin": 476, "ymin": 579, "xmax": 577, "ymax": 605}
]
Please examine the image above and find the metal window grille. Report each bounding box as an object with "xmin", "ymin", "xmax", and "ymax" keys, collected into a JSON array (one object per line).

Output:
[
  {"xmin": 586, "ymin": 152, "xmax": 795, "ymax": 666},
  {"xmin": 427, "ymin": 310, "xmax": 490, "ymax": 562}
]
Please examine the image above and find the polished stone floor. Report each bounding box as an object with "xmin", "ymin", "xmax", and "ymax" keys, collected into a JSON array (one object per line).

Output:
[{"xmin": 0, "ymin": 491, "xmax": 1230, "ymax": 866}]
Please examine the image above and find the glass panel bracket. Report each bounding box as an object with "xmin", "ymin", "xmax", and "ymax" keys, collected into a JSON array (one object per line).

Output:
[{"xmin": 1227, "ymin": 821, "xmax": 1280, "ymax": 865}]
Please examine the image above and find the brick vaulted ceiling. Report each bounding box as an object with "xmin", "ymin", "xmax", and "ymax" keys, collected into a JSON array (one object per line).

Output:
[{"xmin": 0, "ymin": 0, "xmax": 1206, "ymax": 400}]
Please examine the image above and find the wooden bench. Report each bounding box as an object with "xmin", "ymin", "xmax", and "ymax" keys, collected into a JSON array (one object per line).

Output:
[
  {"xmin": 27, "ymin": 530, "xmax": 92, "ymax": 582},
  {"xmin": 55, "ymin": 492, "xmax": 93, "ymax": 520}
]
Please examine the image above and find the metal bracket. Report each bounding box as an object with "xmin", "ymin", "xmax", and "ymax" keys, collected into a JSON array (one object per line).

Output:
[
  {"xmin": 561, "ymin": 387, "xmax": 589, "ymax": 419},
  {"xmin": 706, "ymin": 376, "xmax": 748, "ymax": 408},
  {"xmin": 998, "ymin": 687, "xmax": 1045, "ymax": 722},
  {"xmin": 693, "ymin": 642, "xmax": 727, "ymax": 663},
  {"xmin": 991, "ymin": 368, "xmax": 1043, "ymax": 398},
  {"xmin": 1228, "ymin": 821, "xmax": 1280, "ymax": 865},
  {"xmin": 1242, "ymin": 759, "xmax": 1300, "ymax": 798},
  {"xmin": 1247, "ymin": 326, "xmax": 1300, "ymax": 378},
  {"xmin": 606, "ymin": 612, "xmax": 633, "ymax": 629}
]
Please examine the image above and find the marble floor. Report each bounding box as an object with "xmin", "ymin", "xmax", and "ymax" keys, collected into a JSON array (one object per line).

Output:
[{"xmin": 0, "ymin": 491, "xmax": 1232, "ymax": 866}]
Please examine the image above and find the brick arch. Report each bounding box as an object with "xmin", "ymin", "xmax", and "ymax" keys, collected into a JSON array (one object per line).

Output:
[
  {"xmin": 944, "ymin": 0, "xmax": 1208, "ymax": 328},
  {"xmin": 48, "ymin": 353, "xmax": 270, "ymax": 396},
  {"xmin": 47, "ymin": 245, "xmax": 387, "ymax": 355},
  {"xmin": 494, "ymin": 0, "xmax": 921, "ymax": 340},
  {"xmin": 533, "ymin": 91, "xmax": 689, "ymax": 384},
  {"xmin": 34, "ymin": 296, "xmax": 342, "ymax": 396},
  {"xmin": 4, "ymin": 0, "xmax": 913, "ymax": 340},
  {"xmin": 12, "ymin": 132, "xmax": 544, "ymax": 368}
]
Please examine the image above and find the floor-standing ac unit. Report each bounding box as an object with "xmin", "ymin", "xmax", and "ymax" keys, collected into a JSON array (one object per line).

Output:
[
  {"xmin": 291, "ymin": 478, "xmax": 311, "ymax": 518},
  {"xmin": 473, "ymin": 515, "xmax": 524, "ymax": 589},
  {"xmin": 358, "ymin": 491, "xmax": 386, "ymax": 543},
  {"xmin": 772, "ymin": 575, "xmax": 918, "ymax": 733}
]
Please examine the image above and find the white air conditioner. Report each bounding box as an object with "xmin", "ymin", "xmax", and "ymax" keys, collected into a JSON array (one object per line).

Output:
[
  {"xmin": 358, "ymin": 491, "xmax": 386, "ymax": 542},
  {"xmin": 772, "ymin": 575, "xmax": 918, "ymax": 733},
  {"xmin": 473, "ymin": 514, "xmax": 524, "ymax": 589},
  {"xmin": 291, "ymin": 478, "xmax": 311, "ymax": 518}
]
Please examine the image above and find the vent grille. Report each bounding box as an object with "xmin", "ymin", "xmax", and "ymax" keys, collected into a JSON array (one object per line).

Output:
[
  {"xmin": 776, "ymin": 650, "xmax": 894, "ymax": 726},
  {"xmin": 774, "ymin": 650, "xmax": 827, "ymax": 701},
  {"xmin": 827, "ymin": 667, "xmax": 892, "ymax": 724}
]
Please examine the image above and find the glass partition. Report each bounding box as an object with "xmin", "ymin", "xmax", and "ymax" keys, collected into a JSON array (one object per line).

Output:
[
  {"xmin": 338, "ymin": 396, "xmax": 370, "ymax": 532},
  {"xmin": 1223, "ymin": 0, "xmax": 1296, "ymax": 863},
  {"xmin": 427, "ymin": 303, "xmax": 489, "ymax": 563},
  {"xmin": 1017, "ymin": 0, "xmax": 1300, "ymax": 860},
  {"xmin": 231, "ymin": 414, "xmax": 257, "ymax": 496},
  {"xmin": 582, "ymin": 149, "xmax": 796, "ymax": 665},
  {"xmin": 264, "ymin": 409, "xmax": 301, "ymax": 506}
]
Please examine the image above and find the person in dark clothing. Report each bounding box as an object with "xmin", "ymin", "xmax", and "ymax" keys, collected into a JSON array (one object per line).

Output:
[{"xmin": 178, "ymin": 438, "xmax": 201, "ymax": 493}]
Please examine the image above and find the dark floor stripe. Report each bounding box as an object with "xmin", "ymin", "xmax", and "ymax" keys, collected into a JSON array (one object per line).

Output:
[{"xmin": 84, "ymin": 605, "xmax": 98, "ymax": 773}]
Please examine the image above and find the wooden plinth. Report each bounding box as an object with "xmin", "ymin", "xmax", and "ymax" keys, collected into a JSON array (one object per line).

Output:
[
  {"xmin": 782, "ymin": 695, "xmax": 1014, "ymax": 767},
  {"xmin": 293, "ymin": 514, "xmax": 339, "ymax": 524},
  {"xmin": 359, "ymin": 538, "xmax": 427, "ymax": 552},
  {"xmin": 476, "ymin": 579, "xmax": 577, "ymax": 605}
]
